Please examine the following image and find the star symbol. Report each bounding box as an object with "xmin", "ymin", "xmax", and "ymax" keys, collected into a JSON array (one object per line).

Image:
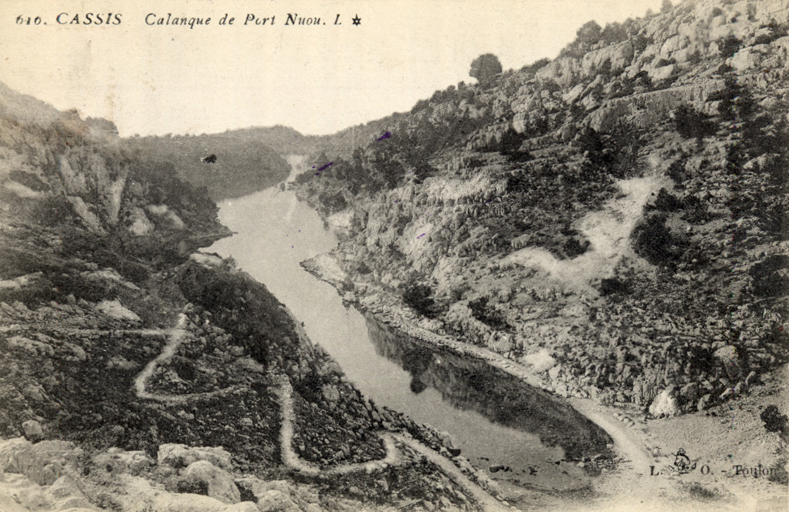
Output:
[{"xmin": 352, "ymin": 15, "xmax": 361, "ymax": 26}]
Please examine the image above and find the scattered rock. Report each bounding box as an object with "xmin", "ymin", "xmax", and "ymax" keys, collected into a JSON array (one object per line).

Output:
[
  {"xmin": 96, "ymin": 299, "xmax": 141, "ymax": 323},
  {"xmin": 321, "ymin": 384, "xmax": 340, "ymax": 403},
  {"xmin": 697, "ymin": 394, "xmax": 712, "ymax": 411}
]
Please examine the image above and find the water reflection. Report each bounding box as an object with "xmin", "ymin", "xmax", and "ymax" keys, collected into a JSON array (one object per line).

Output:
[{"xmin": 365, "ymin": 314, "xmax": 611, "ymax": 459}]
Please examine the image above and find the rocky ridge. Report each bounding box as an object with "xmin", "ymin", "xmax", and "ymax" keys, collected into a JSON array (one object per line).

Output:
[{"xmin": 291, "ymin": 0, "xmax": 789, "ymax": 425}]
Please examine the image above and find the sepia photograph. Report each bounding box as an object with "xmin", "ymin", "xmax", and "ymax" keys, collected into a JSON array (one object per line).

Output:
[{"xmin": 0, "ymin": 0, "xmax": 787, "ymax": 510}]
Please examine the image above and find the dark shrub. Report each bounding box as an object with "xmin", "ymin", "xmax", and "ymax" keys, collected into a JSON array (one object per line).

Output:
[
  {"xmin": 403, "ymin": 283, "xmax": 437, "ymax": 318},
  {"xmin": 633, "ymin": 70, "xmax": 653, "ymax": 90},
  {"xmin": 749, "ymin": 255, "xmax": 789, "ymax": 297},
  {"xmin": 760, "ymin": 405, "xmax": 788, "ymax": 435},
  {"xmin": 719, "ymin": 35, "xmax": 742, "ymax": 58},
  {"xmin": 673, "ymin": 105, "xmax": 717, "ymax": 139},
  {"xmin": 601, "ymin": 21, "xmax": 628, "ymax": 45},
  {"xmin": 293, "ymin": 370, "xmax": 324, "ymax": 403},
  {"xmin": 668, "ymin": 158, "xmax": 688, "ymax": 184},
  {"xmin": 317, "ymin": 191, "xmax": 348, "ymax": 214},
  {"xmin": 631, "ymin": 214, "xmax": 687, "ymax": 267},
  {"xmin": 468, "ymin": 297, "xmax": 508, "ymax": 330},
  {"xmin": 650, "ymin": 188, "xmax": 683, "ymax": 212},
  {"xmin": 562, "ymin": 235, "xmax": 590, "ymax": 258},
  {"xmin": 499, "ymin": 129, "xmax": 527, "ymax": 156},
  {"xmin": 176, "ymin": 479, "xmax": 209, "ymax": 495},
  {"xmin": 599, "ymin": 277, "xmax": 631, "ymax": 296},
  {"xmin": 714, "ymin": 78, "xmax": 755, "ymax": 122},
  {"xmin": 520, "ymin": 58, "xmax": 551, "ymax": 75}
]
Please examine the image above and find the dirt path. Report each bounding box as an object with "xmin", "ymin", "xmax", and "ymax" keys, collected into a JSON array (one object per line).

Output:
[
  {"xmin": 274, "ymin": 375, "xmax": 512, "ymax": 510},
  {"xmin": 391, "ymin": 433, "xmax": 513, "ymax": 512},
  {"xmin": 127, "ymin": 303, "xmax": 516, "ymax": 509},
  {"xmin": 274, "ymin": 374, "xmax": 400, "ymax": 476},
  {"xmin": 133, "ymin": 313, "xmax": 241, "ymax": 403},
  {"xmin": 569, "ymin": 399, "xmax": 653, "ymax": 469},
  {"xmin": 503, "ymin": 173, "xmax": 669, "ymax": 291}
]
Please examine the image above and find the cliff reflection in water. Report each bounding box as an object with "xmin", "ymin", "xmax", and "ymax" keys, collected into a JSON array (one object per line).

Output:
[{"xmin": 365, "ymin": 314, "xmax": 612, "ymax": 459}]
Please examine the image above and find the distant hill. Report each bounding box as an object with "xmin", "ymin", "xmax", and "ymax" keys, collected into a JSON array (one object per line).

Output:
[
  {"xmin": 122, "ymin": 117, "xmax": 410, "ymax": 202},
  {"xmin": 231, "ymin": 114, "xmax": 409, "ymax": 161},
  {"xmin": 125, "ymin": 132, "xmax": 291, "ymax": 200}
]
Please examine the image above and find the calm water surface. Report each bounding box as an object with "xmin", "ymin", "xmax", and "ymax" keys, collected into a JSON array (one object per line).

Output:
[{"xmin": 209, "ymin": 160, "xmax": 595, "ymax": 494}]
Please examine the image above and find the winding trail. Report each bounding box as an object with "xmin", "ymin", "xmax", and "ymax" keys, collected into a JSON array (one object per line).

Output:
[
  {"xmin": 398, "ymin": 311, "xmax": 656, "ymax": 474},
  {"xmin": 132, "ymin": 313, "xmax": 241, "ymax": 403},
  {"xmin": 391, "ymin": 433, "xmax": 512, "ymax": 512},
  {"xmin": 131, "ymin": 312, "xmax": 508, "ymax": 510},
  {"xmin": 274, "ymin": 374, "xmax": 400, "ymax": 475},
  {"xmin": 275, "ymin": 374, "xmax": 510, "ymax": 511},
  {"xmin": 569, "ymin": 399, "xmax": 653, "ymax": 469}
]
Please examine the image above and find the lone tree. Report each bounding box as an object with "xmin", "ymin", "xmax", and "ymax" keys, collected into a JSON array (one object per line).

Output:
[
  {"xmin": 576, "ymin": 20, "xmax": 602, "ymax": 48},
  {"xmin": 469, "ymin": 53, "xmax": 502, "ymax": 85}
]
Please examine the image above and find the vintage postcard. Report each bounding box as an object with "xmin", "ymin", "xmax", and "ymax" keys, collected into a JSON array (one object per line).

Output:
[{"xmin": 0, "ymin": 0, "xmax": 787, "ymax": 511}]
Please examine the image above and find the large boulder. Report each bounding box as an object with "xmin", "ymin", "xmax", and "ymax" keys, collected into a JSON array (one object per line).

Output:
[
  {"xmin": 96, "ymin": 299, "xmax": 141, "ymax": 323},
  {"xmin": 714, "ymin": 345, "xmax": 743, "ymax": 380},
  {"xmin": 180, "ymin": 460, "xmax": 240, "ymax": 504},
  {"xmin": 730, "ymin": 44, "xmax": 770, "ymax": 71},
  {"xmin": 649, "ymin": 388, "xmax": 681, "ymax": 417},
  {"xmin": 321, "ymin": 384, "xmax": 340, "ymax": 403},
  {"xmin": 0, "ymin": 439, "xmax": 82, "ymax": 486},
  {"xmin": 582, "ymin": 41, "xmax": 635, "ymax": 76},
  {"xmin": 22, "ymin": 420, "xmax": 44, "ymax": 442},
  {"xmin": 157, "ymin": 444, "xmax": 233, "ymax": 472},
  {"xmin": 257, "ymin": 490, "xmax": 302, "ymax": 512},
  {"xmin": 46, "ymin": 474, "xmax": 96, "ymax": 510}
]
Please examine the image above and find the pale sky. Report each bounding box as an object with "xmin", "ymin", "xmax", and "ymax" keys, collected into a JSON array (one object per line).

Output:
[{"xmin": 0, "ymin": 0, "xmax": 666, "ymax": 137}]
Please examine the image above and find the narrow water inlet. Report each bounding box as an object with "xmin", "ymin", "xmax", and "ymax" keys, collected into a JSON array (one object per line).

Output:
[{"xmin": 210, "ymin": 165, "xmax": 610, "ymax": 493}]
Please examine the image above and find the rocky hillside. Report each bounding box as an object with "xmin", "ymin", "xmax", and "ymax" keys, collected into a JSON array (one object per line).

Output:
[
  {"xmin": 290, "ymin": 0, "xmax": 789, "ymax": 421},
  {"xmin": 0, "ymin": 82, "xmax": 513, "ymax": 511}
]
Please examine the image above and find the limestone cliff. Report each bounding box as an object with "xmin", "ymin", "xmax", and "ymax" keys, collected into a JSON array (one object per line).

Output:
[{"xmin": 291, "ymin": 0, "xmax": 789, "ymax": 416}]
